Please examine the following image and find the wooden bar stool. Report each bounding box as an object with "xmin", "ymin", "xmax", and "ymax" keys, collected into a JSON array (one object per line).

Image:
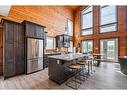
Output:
[{"xmin": 66, "ymin": 64, "xmax": 81, "ymax": 90}]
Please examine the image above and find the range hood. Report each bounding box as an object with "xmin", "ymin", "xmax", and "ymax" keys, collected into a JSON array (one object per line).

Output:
[{"xmin": 0, "ymin": 6, "xmax": 11, "ymax": 16}]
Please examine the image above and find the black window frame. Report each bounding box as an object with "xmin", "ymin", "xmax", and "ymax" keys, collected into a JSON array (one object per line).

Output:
[
  {"xmin": 100, "ymin": 5, "xmax": 118, "ymax": 33},
  {"xmin": 81, "ymin": 6, "xmax": 94, "ymax": 36}
]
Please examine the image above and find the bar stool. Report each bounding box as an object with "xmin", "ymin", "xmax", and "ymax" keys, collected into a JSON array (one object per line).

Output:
[
  {"xmin": 85, "ymin": 57, "xmax": 93, "ymax": 76},
  {"xmin": 66, "ymin": 64, "xmax": 81, "ymax": 89},
  {"xmin": 77, "ymin": 60, "xmax": 87, "ymax": 81}
]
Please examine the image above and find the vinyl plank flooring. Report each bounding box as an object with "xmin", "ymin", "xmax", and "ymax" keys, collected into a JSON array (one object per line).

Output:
[
  {"xmin": 17, "ymin": 76, "xmax": 30, "ymax": 89},
  {"xmin": 0, "ymin": 62, "xmax": 127, "ymax": 89},
  {"xmin": 13, "ymin": 77, "xmax": 23, "ymax": 89},
  {"xmin": 29, "ymin": 74, "xmax": 46, "ymax": 89}
]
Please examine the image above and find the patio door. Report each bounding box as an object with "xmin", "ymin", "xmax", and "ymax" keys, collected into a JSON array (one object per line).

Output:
[{"xmin": 100, "ymin": 38, "xmax": 118, "ymax": 62}]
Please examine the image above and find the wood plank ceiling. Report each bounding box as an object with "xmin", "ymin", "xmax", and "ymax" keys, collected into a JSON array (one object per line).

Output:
[{"xmin": 6, "ymin": 6, "xmax": 81, "ymax": 37}]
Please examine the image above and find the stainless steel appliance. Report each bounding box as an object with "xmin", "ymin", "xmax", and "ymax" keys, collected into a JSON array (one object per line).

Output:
[{"xmin": 27, "ymin": 38, "xmax": 44, "ymax": 74}]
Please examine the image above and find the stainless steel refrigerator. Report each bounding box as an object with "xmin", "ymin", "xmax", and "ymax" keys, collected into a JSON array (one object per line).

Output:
[{"xmin": 27, "ymin": 38, "xmax": 44, "ymax": 74}]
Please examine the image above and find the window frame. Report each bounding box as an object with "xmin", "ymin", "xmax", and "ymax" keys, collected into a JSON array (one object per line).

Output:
[
  {"xmin": 99, "ymin": 5, "xmax": 118, "ymax": 33},
  {"xmin": 81, "ymin": 6, "xmax": 94, "ymax": 36},
  {"xmin": 46, "ymin": 36, "xmax": 56, "ymax": 49},
  {"xmin": 81, "ymin": 40, "xmax": 93, "ymax": 53}
]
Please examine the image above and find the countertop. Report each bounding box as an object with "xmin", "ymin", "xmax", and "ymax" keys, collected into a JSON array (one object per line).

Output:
[{"xmin": 48, "ymin": 53, "xmax": 87, "ymax": 61}]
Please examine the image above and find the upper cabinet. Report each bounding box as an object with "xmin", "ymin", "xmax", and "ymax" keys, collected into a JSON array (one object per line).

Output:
[
  {"xmin": 22, "ymin": 21, "xmax": 46, "ymax": 39},
  {"xmin": 56, "ymin": 34, "xmax": 70, "ymax": 48},
  {"xmin": 44, "ymin": 32, "xmax": 47, "ymax": 48},
  {"xmin": 56, "ymin": 35, "xmax": 64, "ymax": 48}
]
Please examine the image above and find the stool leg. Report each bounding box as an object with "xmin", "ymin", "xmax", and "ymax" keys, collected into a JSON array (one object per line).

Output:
[
  {"xmin": 80, "ymin": 65, "xmax": 87, "ymax": 81},
  {"xmin": 66, "ymin": 69, "xmax": 81, "ymax": 89},
  {"xmin": 91, "ymin": 60, "xmax": 93, "ymax": 74}
]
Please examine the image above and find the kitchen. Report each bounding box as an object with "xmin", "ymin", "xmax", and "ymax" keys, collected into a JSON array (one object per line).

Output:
[{"xmin": 0, "ymin": 5, "xmax": 127, "ymax": 89}]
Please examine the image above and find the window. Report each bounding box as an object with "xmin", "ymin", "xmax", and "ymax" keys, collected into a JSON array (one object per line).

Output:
[
  {"xmin": 46, "ymin": 37, "xmax": 56, "ymax": 49},
  {"xmin": 81, "ymin": 40, "xmax": 93, "ymax": 53},
  {"xmin": 67, "ymin": 19, "xmax": 73, "ymax": 36},
  {"xmin": 100, "ymin": 6, "xmax": 117, "ymax": 33},
  {"xmin": 68, "ymin": 41, "xmax": 73, "ymax": 52},
  {"xmin": 81, "ymin": 6, "xmax": 93, "ymax": 35}
]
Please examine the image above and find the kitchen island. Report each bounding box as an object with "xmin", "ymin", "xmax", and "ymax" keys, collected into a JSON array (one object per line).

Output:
[{"xmin": 48, "ymin": 53, "xmax": 86, "ymax": 84}]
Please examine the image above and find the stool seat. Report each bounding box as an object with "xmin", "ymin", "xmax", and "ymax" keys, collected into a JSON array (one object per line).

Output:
[
  {"xmin": 66, "ymin": 64, "xmax": 82, "ymax": 89},
  {"xmin": 94, "ymin": 59, "xmax": 101, "ymax": 61},
  {"xmin": 78, "ymin": 62, "xmax": 86, "ymax": 65},
  {"xmin": 68, "ymin": 64, "xmax": 80, "ymax": 69},
  {"xmin": 79, "ymin": 60, "xmax": 85, "ymax": 62}
]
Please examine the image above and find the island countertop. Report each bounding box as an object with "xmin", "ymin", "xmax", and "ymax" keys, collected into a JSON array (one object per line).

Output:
[{"xmin": 48, "ymin": 53, "xmax": 87, "ymax": 61}]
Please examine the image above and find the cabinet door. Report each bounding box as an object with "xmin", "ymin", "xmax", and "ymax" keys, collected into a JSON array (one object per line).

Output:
[
  {"xmin": 4, "ymin": 43, "xmax": 15, "ymax": 78},
  {"xmin": 18, "ymin": 24, "xmax": 24, "ymax": 44},
  {"xmin": 4, "ymin": 21, "xmax": 25, "ymax": 78},
  {"xmin": 36, "ymin": 25, "xmax": 44, "ymax": 39},
  {"xmin": 15, "ymin": 43, "xmax": 25, "ymax": 75},
  {"xmin": 4, "ymin": 22, "xmax": 14, "ymax": 44},
  {"xmin": 4, "ymin": 21, "xmax": 15, "ymax": 78},
  {"xmin": 25, "ymin": 23, "xmax": 36, "ymax": 37},
  {"xmin": 44, "ymin": 32, "xmax": 47, "ymax": 48},
  {"xmin": 56, "ymin": 36, "xmax": 63, "ymax": 48},
  {"xmin": 14, "ymin": 24, "xmax": 25, "ymax": 75},
  {"xmin": 60, "ymin": 36, "xmax": 64, "ymax": 47},
  {"xmin": 14, "ymin": 24, "xmax": 24, "ymax": 43}
]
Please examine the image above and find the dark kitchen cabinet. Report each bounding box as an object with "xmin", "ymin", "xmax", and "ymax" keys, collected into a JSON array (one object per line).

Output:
[
  {"xmin": 1, "ymin": 19, "xmax": 25, "ymax": 79},
  {"xmin": 25, "ymin": 22, "xmax": 35, "ymax": 38},
  {"xmin": 44, "ymin": 53, "xmax": 61, "ymax": 69},
  {"xmin": 44, "ymin": 54, "xmax": 48, "ymax": 68},
  {"xmin": 23, "ymin": 21, "xmax": 45, "ymax": 39},
  {"xmin": 5, "ymin": 44, "xmax": 15, "ymax": 77},
  {"xmin": 56, "ymin": 34, "xmax": 70, "ymax": 48},
  {"xmin": 36, "ymin": 25, "xmax": 44, "ymax": 38},
  {"xmin": 44, "ymin": 32, "xmax": 47, "ymax": 48},
  {"xmin": 56, "ymin": 35, "xmax": 64, "ymax": 48}
]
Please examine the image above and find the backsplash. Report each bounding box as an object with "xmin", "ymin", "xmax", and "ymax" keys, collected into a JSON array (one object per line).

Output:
[{"xmin": 45, "ymin": 47, "xmax": 68, "ymax": 54}]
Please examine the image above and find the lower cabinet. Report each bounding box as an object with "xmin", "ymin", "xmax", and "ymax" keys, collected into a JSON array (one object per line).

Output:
[
  {"xmin": 48, "ymin": 58, "xmax": 72, "ymax": 84},
  {"xmin": 44, "ymin": 53, "xmax": 61, "ymax": 69},
  {"xmin": 5, "ymin": 61, "xmax": 15, "ymax": 78}
]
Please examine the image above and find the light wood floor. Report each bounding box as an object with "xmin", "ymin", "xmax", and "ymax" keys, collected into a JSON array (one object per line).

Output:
[{"xmin": 0, "ymin": 62, "xmax": 127, "ymax": 89}]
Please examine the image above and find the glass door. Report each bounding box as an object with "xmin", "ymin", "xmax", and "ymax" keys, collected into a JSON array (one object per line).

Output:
[
  {"xmin": 100, "ymin": 38, "xmax": 118, "ymax": 62},
  {"xmin": 82, "ymin": 40, "xmax": 93, "ymax": 53}
]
